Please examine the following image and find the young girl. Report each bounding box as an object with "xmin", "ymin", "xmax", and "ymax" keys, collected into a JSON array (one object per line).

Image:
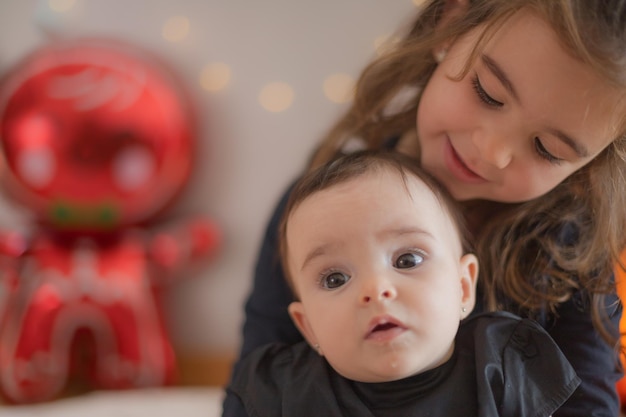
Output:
[
  {"xmin": 225, "ymin": 151, "xmax": 580, "ymax": 417},
  {"xmin": 230, "ymin": 1, "xmax": 626, "ymax": 415}
]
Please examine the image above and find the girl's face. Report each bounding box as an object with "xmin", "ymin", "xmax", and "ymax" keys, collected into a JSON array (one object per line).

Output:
[
  {"xmin": 417, "ymin": 9, "xmax": 624, "ymax": 202},
  {"xmin": 286, "ymin": 169, "xmax": 477, "ymax": 382}
]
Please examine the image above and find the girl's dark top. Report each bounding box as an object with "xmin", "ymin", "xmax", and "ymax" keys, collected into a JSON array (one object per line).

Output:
[
  {"xmin": 225, "ymin": 312, "xmax": 581, "ymax": 417},
  {"xmin": 224, "ymin": 172, "xmax": 624, "ymax": 417}
]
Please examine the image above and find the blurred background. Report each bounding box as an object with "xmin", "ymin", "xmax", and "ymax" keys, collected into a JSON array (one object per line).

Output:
[{"xmin": 0, "ymin": 0, "xmax": 420, "ymax": 395}]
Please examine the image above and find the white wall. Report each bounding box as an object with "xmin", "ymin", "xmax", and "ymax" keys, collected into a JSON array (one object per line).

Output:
[{"xmin": 0, "ymin": 0, "xmax": 418, "ymax": 355}]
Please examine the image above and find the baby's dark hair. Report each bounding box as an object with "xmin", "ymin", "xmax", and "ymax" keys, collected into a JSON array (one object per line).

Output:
[{"xmin": 278, "ymin": 150, "xmax": 472, "ymax": 294}]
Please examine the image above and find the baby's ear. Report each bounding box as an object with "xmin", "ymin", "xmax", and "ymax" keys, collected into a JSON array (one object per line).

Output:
[
  {"xmin": 288, "ymin": 301, "xmax": 321, "ymax": 353},
  {"xmin": 459, "ymin": 253, "xmax": 478, "ymax": 319}
]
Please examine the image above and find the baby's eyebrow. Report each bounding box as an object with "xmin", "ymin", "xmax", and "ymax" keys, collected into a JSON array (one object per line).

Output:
[
  {"xmin": 300, "ymin": 243, "xmax": 334, "ymax": 272},
  {"xmin": 376, "ymin": 226, "xmax": 434, "ymax": 240}
]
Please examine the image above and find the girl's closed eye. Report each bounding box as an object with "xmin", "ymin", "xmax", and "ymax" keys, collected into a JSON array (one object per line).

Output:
[
  {"xmin": 471, "ymin": 74, "xmax": 503, "ymax": 108},
  {"xmin": 394, "ymin": 250, "xmax": 426, "ymax": 269},
  {"xmin": 472, "ymin": 73, "xmax": 563, "ymax": 165},
  {"xmin": 319, "ymin": 270, "xmax": 350, "ymax": 290},
  {"xmin": 534, "ymin": 137, "xmax": 563, "ymax": 165}
]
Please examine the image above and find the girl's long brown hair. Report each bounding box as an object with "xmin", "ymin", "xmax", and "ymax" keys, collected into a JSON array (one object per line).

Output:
[{"xmin": 308, "ymin": 0, "xmax": 626, "ymax": 344}]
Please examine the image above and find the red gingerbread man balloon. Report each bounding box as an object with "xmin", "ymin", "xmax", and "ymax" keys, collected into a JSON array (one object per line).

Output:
[{"xmin": 0, "ymin": 39, "xmax": 219, "ymax": 403}]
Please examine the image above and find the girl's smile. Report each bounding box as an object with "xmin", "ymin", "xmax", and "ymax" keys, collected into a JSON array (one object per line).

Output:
[
  {"xmin": 443, "ymin": 138, "xmax": 486, "ymax": 184},
  {"xmin": 416, "ymin": 9, "xmax": 623, "ymax": 202}
]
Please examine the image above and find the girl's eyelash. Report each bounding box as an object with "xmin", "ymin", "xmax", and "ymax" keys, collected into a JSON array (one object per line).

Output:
[
  {"xmin": 534, "ymin": 137, "xmax": 563, "ymax": 165},
  {"xmin": 471, "ymin": 75, "xmax": 503, "ymax": 108},
  {"xmin": 471, "ymin": 74, "xmax": 563, "ymax": 166}
]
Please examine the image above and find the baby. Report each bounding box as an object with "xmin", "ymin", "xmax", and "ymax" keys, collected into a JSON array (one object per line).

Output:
[{"xmin": 224, "ymin": 151, "xmax": 580, "ymax": 417}]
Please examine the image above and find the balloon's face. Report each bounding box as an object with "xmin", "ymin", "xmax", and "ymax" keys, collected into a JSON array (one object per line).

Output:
[{"xmin": 0, "ymin": 41, "xmax": 194, "ymax": 230}]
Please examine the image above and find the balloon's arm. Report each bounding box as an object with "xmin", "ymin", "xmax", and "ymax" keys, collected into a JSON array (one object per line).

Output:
[{"xmin": 148, "ymin": 218, "xmax": 221, "ymax": 270}]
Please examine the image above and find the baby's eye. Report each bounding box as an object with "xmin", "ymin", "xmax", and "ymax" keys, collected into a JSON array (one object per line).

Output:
[
  {"xmin": 394, "ymin": 252, "xmax": 424, "ymax": 269},
  {"xmin": 320, "ymin": 271, "xmax": 350, "ymax": 290}
]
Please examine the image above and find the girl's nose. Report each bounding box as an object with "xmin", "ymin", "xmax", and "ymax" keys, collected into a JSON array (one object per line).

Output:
[
  {"xmin": 475, "ymin": 130, "xmax": 513, "ymax": 169},
  {"xmin": 360, "ymin": 278, "xmax": 397, "ymax": 304}
]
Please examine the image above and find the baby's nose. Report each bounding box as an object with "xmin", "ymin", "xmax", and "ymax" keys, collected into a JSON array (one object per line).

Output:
[{"xmin": 361, "ymin": 279, "xmax": 397, "ymax": 304}]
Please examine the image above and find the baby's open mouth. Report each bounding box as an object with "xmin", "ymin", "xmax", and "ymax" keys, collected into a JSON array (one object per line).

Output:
[
  {"xmin": 365, "ymin": 317, "xmax": 407, "ymax": 341},
  {"xmin": 372, "ymin": 322, "xmax": 399, "ymax": 332}
]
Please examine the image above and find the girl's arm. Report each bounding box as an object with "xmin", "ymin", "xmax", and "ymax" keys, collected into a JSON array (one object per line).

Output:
[
  {"xmin": 222, "ymin": 182, "xmax": 302, "ymax": 416},
  {"xmin": 237, "ymin": 181, "xmax": 303, "ymax": 360}
]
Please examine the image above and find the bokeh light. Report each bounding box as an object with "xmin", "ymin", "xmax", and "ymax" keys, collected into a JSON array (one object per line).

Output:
[
  {"xmin": 162, "ymin": 16, "xmax": 190, "ymax": 42},
  {"xmin": 323, "ymin": 73, "xmax": 355, "ymax": 104},
  {"xmin": 199, "ymin": 63, "xmax": 232, "ymax": 92},
  {"xmin": 258, "ymin": 82, "xmax": 294, "ymax": 113},
  {"xmin": 47, "ymin": 0, "xmax": 76, "ymax": 13}
]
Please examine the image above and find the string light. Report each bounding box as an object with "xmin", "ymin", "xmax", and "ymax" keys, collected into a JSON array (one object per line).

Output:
[
  {"xmin": 47, "ymin": 0, "xmax": 76, "ymax": 13},
  {"xmin": 162, "ymin": 16, "xmax": 190, "ymax": 42},
  {"xmin": 199, "ymin": 63, "xmax": 232, "ymax": 92},
  {"xmin": 323, "ymin": 73, "xmax": 354, "ymax": 104},
  {"xmin": 258, "ymin": 82, "xmax": 294, "ymax": 113}
]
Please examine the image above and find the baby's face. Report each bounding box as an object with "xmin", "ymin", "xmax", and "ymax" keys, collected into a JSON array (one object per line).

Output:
[{"xmin": 286, "ymin": 169, "xmax": 477, "ymax": 382}]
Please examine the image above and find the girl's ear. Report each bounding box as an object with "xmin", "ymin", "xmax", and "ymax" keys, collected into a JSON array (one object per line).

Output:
[
  {"xmin": 459, "ymin": 253, "xmax": 478, "ymax": 319},
  {"xmin": 439, "ymin": 0, "xmax": 469, "ymax": 28},
  {"xmin": 288, "ymin": 301, "xmax": 321, "ymax": 353},
  {"xmin": 433, "ymin": 0, "xmax": 470, "ymax": 60}
]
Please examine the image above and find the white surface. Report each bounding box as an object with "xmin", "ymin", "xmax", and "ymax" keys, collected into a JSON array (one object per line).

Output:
[
  {"xmin": 0, "ymin": 387, "xmax": 224, "ymax": 417},
  {"xmin": 0, "ymin": 0, "xmax": 418, "ymax": 355}
]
